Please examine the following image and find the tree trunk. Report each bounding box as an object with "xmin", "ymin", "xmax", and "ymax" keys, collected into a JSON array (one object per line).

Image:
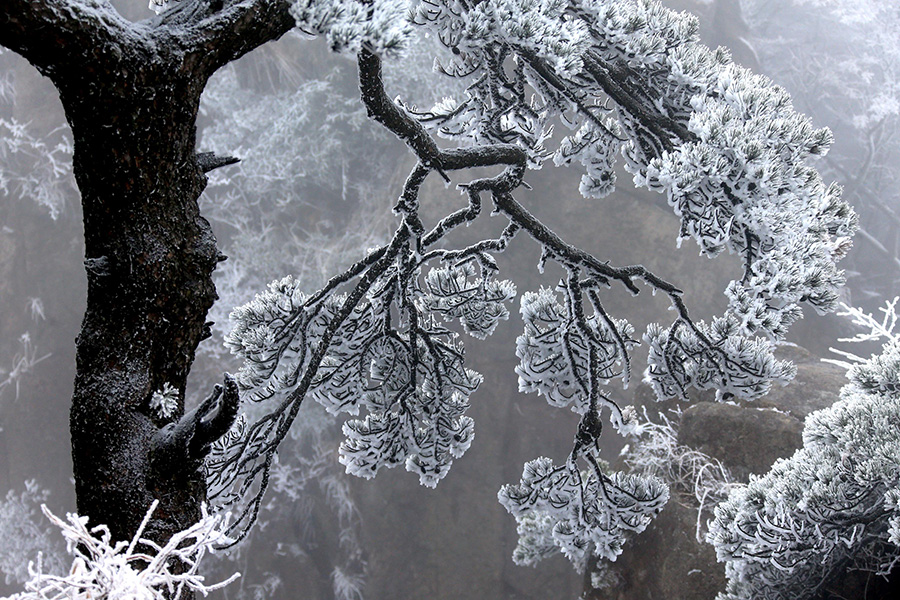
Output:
[
  {"xmin": 0, "ymin": 0, "xmax": 294, "ymax": 547},
  {"xmin": 58, "ymin": 43, "xmax": 220, "ymax": 542}
]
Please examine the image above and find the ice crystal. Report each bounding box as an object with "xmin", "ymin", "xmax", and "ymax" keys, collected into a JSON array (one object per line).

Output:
[
  {"xmin": 5, "ymin": 501, "xmax": 238, "ymax": 600},
  {"xmin": 149, "ymin": 383, "xmax": 179, "ymax": 421}
]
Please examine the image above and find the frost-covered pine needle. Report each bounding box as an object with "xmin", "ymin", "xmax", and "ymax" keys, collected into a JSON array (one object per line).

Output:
[{"xmin": 5, "ymin": 501, "xmax": 239, "ymax": 600}]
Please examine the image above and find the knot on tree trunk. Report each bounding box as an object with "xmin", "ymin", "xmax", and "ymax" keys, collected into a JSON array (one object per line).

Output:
[{"xmin": 151, "ymin": 373, "xmax": 240, "ymax": 477}]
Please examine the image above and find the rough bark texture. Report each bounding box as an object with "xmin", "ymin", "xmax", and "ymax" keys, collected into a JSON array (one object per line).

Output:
[
  {"xmin": 0, "ymin": 0, "xmax": 292, "ymax": 545},
  {"xmin": 63, "ymin": 36, "xmax": 219, "ymax": 544}
]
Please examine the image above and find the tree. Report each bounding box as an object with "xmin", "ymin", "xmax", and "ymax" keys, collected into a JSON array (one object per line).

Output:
[
  {"xmin": 709, "ymin": 298, "xmax": 900, "ymax": 600},
  {"xmin": 0, "ymin": 0, "xmax": 856, "ymax": 596}
]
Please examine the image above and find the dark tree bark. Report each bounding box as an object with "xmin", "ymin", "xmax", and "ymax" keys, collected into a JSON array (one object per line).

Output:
[{"xmin": 0, "ymin": 0, "xmax": 292, "ymax": 545}]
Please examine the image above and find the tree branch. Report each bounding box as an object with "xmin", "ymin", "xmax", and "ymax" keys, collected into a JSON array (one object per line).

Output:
[
  {"xmin": 171, "ymin": 0, "xmax": 296, "ymax": 76},
  {"xmin": 358, "ymin": 49, "xmax": 444, "ymax": 168},
  {"xmin": 196, "ymin": 151, "xmax": 240, "ymax": 172},
  {"xmin": 152, "ymin": 373, "xmax": 240, "ymax": 474},
  {"xmin": 581, "ymin": 54, "xmax": 695, "ymax": 152},
  {"xmin": 0, "ymin": 0, "xmax": 131, "ymax": 79}
]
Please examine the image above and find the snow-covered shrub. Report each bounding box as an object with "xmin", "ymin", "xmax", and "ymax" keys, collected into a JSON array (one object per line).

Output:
[
  {"xmin": 708, "ymin": 298, "xmax": 900, "ymax": 600},
  {"xmin": 4, "ymin": 501, "xmax": 238, "ymax": 600},
  {"xmin": 621, "ymin": 409, "xmax": 736, "ymax": 542}
]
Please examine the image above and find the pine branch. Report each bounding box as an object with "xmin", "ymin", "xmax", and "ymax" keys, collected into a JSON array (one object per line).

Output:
[{"xmin": 174, "ymin": 0, "xmax": 297, "ymax": 75}]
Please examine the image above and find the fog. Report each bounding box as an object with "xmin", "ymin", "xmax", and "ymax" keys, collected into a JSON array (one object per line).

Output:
[{"xmin": 1, "ymin": 1, "xmax": 898, "ymax": 598}]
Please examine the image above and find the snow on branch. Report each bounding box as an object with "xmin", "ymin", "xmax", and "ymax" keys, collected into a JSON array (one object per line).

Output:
[
  {"xmin": 499, "ymin": 452, "xmax": 668, "ymax": 569},
  {"xmin": 205, "ymin": 0, "xmax": 855, "ymax": 570},
  {"xmin": 4, "ymin": 501, "xmax": 238, "ymax": 600},
  {"xmin": 824, "ymin": 297, "xmax": 900, "ymax": 370},
  {"xmin": 709, "ymin": 299, "xmax": 900, "ymax": 600}
]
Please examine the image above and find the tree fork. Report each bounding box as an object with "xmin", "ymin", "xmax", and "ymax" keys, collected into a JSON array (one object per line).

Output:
[{"xmin": 0, "ymin": 0, "xmax": 298, "ymax": 547}]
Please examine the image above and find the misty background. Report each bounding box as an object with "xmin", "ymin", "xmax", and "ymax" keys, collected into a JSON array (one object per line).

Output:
[{"xmin": 1, "ymin": 0, "xmax": 897, "ymax": 598}]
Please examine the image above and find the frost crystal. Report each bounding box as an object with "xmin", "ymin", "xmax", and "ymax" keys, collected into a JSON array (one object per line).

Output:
[
  {"xmin": 499, "ymin": 454, "xmax": 668, "ymax": 568},
  {"xmin": 5, "ymin": 501, "xmax": 238, "ymax": 600},
  {"xmin": 149, "ymin": 383, "xmax": 179, "ymax": 421},
  {"xmin": 291, "ymin": 0, "xmax": 414, "ymax": 56},
  {"xmin": 515, "ymin": 287, "xmax": 636, "ymax": 413}
]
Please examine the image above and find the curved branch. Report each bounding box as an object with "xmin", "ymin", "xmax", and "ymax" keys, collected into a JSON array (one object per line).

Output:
[
  {"xmin": 492, "ymin": 190, "xmax": 685, "ymax": 301},
  {"xmin": 357, "ymin": 49, "xmax": 528, "ymax": 173},
  {"xmin": 172, "ymin": 0, "xmax": 296, "ymax": 75},
  {"xmin": 152, "ymin": 373, "xmax": 241, "ymax": 474},
  {"xmin": 0, "ymin": 0, "xmax": 131, "ymax": 79}
]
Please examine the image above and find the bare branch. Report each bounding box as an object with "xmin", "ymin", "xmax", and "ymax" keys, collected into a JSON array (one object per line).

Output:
[
  {"xmin": 0, "ymin": 0, "xmax": 131, "ymax": 79},
  {"xmin": 168, "ymin": 0, "xmax": 296, "ymax": 75},
  {"xmin": 196, "ymin": 151, "xmax": 240, "ymax": 173}
]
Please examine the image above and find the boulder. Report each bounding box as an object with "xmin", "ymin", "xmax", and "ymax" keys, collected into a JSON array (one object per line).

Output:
[{"xmin": 584, "ymin": 349, "xmax": 849, "ymax": 600}]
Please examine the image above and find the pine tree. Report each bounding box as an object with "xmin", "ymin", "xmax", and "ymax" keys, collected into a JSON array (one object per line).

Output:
[{"xmin": 0, "ymin": 0, "xmax": 855, "ymax": 596}]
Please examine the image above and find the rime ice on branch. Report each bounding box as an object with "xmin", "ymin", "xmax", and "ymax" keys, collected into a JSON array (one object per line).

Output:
[
  {"xmin": 7, "ymin": 502, "xmax": 237, "ymax": 600},
  {"xmin": 709, "ymin": 299, "xmax": 900, "ymax": 600},
  {"xmin": 208, "ymin": 0, "xmax": 856, "ymax": 570}
]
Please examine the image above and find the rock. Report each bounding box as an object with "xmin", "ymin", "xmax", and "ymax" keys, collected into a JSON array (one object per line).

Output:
[
  {"xmin": 677, "ymin": 402, "xmax": 802, "ymax": 480},
  {"xmin": 584, "ymin": 350, "xmax": 848, "ymax": 600},
  {"xmin": 584, "ymin": 493, "xmax": 726, "ymax": 600}
]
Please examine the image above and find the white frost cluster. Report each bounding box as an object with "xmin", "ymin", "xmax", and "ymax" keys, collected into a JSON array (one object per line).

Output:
[
  {"xmin": 708, "ymin": 300, "xmax": 900, "ymax": 600},
  {"xmin": 291, "ymin": 0, "xmax": 413, "ymax": 56},
  {"xmin": 498, "ymin": 454, "xmax": 668, "ymax": 568},
  {"xmin": 515, "ymin": 287, "xmax": 636, "ymax": 415},
  {"xmin": 224, "ymin": 261, "xmax": 516, "ymax": 488},
  {"xmin": 149, "ymin": 382, "xmax": 179, "ymax": 421},
  {"xmin": 314, "ymin": 301, "xmax": 483, "ymax": 486},
  {"xmin": 225, "ymin": 275, "xmax": 311, "ymax": 402},
  {"xmin": 644, "ymin": 314, "xmax": 797, "ymax": 403},
  {"xmin": 419, "ymin": 262, "xmax": 516, "ymax": 340},
  {"xmin": 4, "ymin": 501, "xmax": 238, "ymax": 600}
]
